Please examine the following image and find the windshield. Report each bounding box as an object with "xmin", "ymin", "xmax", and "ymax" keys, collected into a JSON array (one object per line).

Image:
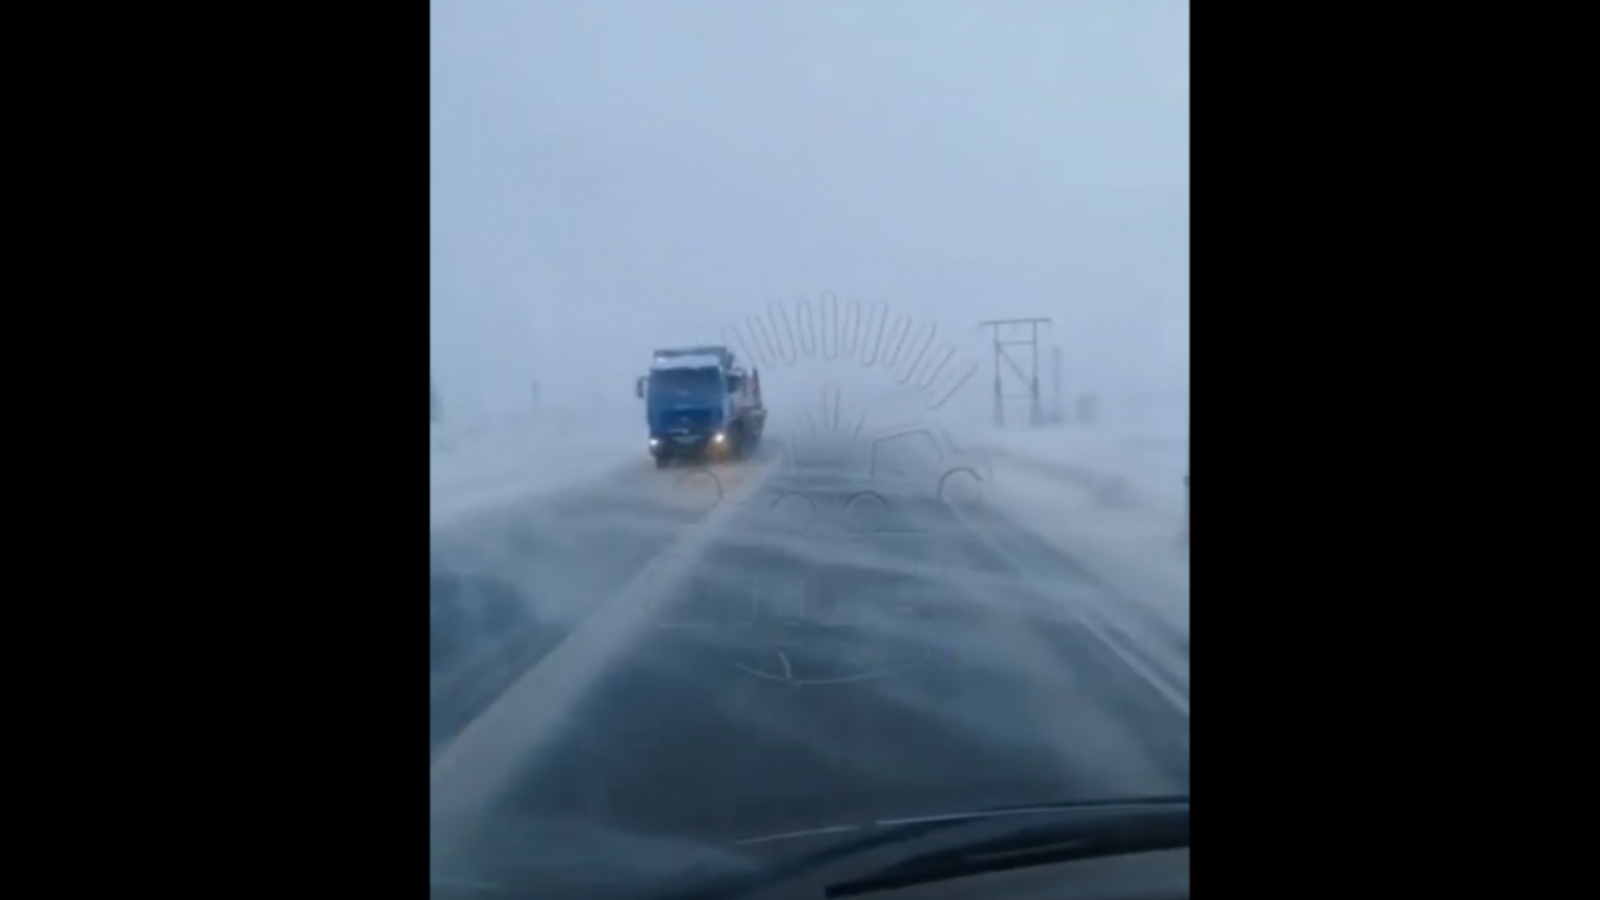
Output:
[
  {"xmin": 431, "ymin": 1, "xmax": 1188, "ymax": 897},
  {"xmin": 648, "ymin": 367, "xmax": 723, "ymax": 402}
]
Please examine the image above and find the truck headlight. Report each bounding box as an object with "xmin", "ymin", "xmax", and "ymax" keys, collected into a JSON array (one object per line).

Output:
[
  {"xmin": 712, "ymin": 432, "xmax": 725, "ymax": 443},
  {"xmin": 649, "ymin": 438, "xmax": 659, "ymax": 447}
]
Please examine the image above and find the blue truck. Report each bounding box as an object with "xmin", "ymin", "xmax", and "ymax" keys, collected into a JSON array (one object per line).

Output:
[{"xmin": 634, "ymin": 345, "xmax": 766, "ymax": 468}]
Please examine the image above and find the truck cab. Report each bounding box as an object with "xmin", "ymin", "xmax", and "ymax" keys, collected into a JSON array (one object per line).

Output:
[{"xmin": 637, "ymin": 346, "xmax": 764, "ymax": 467}]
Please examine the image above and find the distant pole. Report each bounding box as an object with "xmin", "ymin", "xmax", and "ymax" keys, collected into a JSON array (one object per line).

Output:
[
  {"xmin": 1029, "ymin": 334, "xmax": 1040, "ymax": 426},
  {"xmin": 1050, "ymin": 345, "xmax": 1064, "ymax": 424},
  {"xmin": 979, "ymin": 317, "xmax": 1052, "ymax": 429},
  {"xmin": 991, "ymin": 326, "xmax": 1004, "ymax": 427}
]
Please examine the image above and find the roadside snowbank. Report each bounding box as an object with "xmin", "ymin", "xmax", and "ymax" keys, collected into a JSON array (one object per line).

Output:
[
  {"xmin": 984, "ymin": 459, "xmax": 1187, "ymax": 634},
  {"xmin": 951, "ymin": 425, "xmax": 1188, "ymax": 636},
  {"xmin": 974, "ymin": 426, "xmax": 1186, "ymax": 517},
  {"xmin": 431, "ymin": 412, "xmax": 642, "ymax": 532}
]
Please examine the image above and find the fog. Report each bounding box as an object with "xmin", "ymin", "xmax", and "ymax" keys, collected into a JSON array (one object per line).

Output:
[
  {"xmin": 431, "ymin": 0, "xmax": 1188, "ymax": 429},
  {"xmin": 431, "ymin": 5, "xmax": 1190, "ymax": 885}
]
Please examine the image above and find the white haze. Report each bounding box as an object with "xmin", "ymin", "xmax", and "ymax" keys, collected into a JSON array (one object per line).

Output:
[
  {"xmin": 430, "ymin": 0, "xmax": 1188, "ymax": 433},
  {"xmin": 431, "ymin": 6, "xmax": 1190, "ymax": 882}
]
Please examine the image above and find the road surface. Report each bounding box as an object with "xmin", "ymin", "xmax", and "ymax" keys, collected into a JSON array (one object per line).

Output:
[
  {"xmin": 430, "ymin": 444, "xmax": 1189, "ymax": 898},
  {"xmin": 430, "ymin": 453, "xmax": 764, "ymax": 752}
]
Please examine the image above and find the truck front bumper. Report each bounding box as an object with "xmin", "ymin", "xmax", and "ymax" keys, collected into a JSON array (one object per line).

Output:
[{"xmin": 650, "ymin": 431, "xmax": 729, "ymax": 458}]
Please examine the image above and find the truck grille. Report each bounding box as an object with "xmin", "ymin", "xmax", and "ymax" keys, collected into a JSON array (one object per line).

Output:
[{"xmin": 664, "ymin": 409, "xmax": 716, "ymax": 432}]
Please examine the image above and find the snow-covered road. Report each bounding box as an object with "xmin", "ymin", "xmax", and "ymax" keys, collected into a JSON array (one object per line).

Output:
[{"xmin": 966, "ymin": 425, "xmax": 1188, "ymax": 639}]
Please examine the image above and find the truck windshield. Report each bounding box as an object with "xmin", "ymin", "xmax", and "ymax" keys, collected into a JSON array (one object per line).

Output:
[{"xmin": 648, "ymin": 367, "xmax": 722, "ymax": 400}]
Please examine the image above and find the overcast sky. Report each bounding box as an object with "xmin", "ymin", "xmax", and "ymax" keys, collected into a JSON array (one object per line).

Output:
[{"xmin": 431, "ymin": 0, "xmax": 1188, "ymax": 421}]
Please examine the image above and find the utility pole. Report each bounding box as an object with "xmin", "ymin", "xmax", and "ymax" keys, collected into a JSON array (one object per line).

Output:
[
  {"xmin": 978, "ymin": 317, "xmax": 1052, "ymax": 428},
  {"xmin": 1050, "ymin": 345, "xmax": 1064, "ymax": 424}
]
